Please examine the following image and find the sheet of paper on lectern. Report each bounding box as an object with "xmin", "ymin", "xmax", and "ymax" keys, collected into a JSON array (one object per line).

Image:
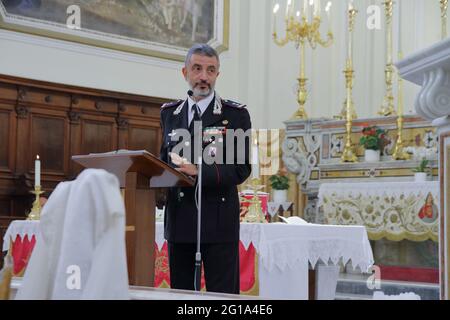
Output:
[{"xmin": 89, "ymin": 149, "xmax": 151, "ymax": 156}]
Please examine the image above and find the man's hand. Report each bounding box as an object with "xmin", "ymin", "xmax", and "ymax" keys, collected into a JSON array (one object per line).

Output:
[{"xmin": 176, "ymin": 163, "xmax": 198, "ymax": 176}]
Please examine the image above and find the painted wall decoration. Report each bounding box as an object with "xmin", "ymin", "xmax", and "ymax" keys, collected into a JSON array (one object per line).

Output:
[{"xmin": 0, "ymin": 0, "xmax": 229, "ymax": 60}]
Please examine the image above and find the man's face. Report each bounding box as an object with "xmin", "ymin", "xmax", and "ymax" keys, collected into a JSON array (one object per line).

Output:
[{"xmin": 182, "ymin": 54, "xmax": 220, "ymax": 99}]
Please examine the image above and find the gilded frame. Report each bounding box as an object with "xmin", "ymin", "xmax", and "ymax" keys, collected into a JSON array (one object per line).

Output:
[{"xmin": 0, "ymin": 0, "xmax": 229, "ymax": 61}]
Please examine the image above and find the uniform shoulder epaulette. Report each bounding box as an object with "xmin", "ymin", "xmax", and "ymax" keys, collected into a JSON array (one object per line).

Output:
[
  {"xmin": 161, "ymin": 99, "xmax": 183, "ymax": 110},
  {"xmin": 222, "ymin": 99, "xmax": 247, "ymax": 109}
]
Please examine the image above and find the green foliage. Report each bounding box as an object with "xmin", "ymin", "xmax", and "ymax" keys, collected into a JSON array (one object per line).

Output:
[
  {"xmin": 359, "ymin": 126, "xmax": 387, "ymax": 151},
  {"xmin": 413, "ymin": 159, "xmax": 430, "ymax": 173},
  {"xmin": 269, "ymin": 175, "xmax": 290, "ymax": 190}
]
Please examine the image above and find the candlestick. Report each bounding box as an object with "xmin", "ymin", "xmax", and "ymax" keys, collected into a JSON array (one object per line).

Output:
[
  {"xmin": 252, "ymin": 138, "xmax": 260, "ymax": 179},
  {"xmin": 27, "ymin": 185, "xmax": 44, "ymax": 221},
  {"xmin": 35, "ymin": 155, "xmax": 41, "ymax": 187},
  {"xmin": 273, "ymin": 0, "xmax": 333, "ymax": 119},
  {"xmin": 378, "ymin": 0, "xmax": 396, "ymax": 116},
  {"xmin": 241, "ymin": 178, "xmax": 267, "ymax": 224},
  {"xmin": 441, "ymin": 0, "xmax": 448, "ymax": 39}
]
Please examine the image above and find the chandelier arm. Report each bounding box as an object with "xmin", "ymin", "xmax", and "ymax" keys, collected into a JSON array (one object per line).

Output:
[
  {"xmin": 273, "ymin": 32, "xmax": 290, "ymax": 46},
  {"xmin": 316, "ymin": 32, "xmax": 334, "ymax": 47}
]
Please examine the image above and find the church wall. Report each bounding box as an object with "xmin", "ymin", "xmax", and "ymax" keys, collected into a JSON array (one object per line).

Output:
[
  {"xmin": 0, "ymin": 0, "xmax": 445, "ymax": 130},
  {"xmin": 263, "ymin": 0, "xmax": 443, "ymax": 128}
]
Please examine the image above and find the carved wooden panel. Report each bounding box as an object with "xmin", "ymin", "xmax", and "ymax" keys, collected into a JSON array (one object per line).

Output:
[
  {"xmin": 128, "ymin": 127, "xmax": 159, "ymax": 155},
  {"xmin": 0, "ymin": 198, "xmax": 10, "ymax": 216},
  {"xmin": 20, "ymin": 87, "xmax": 71, "ymax": 109},
  {"xmin": 80, "ymin": 118, "xmax": 117, "ymax": 155},
  {"xmin": 0, "ymin": 111, "xmax": 9, "ymax": 168},
  {"xmin": 0, "ymin": 74, "xmax": 167, "ymax": 218},
  {"xmin": 0, "ymin": 104, "xmax": 16, "ymax": 178},
  {"xmin": 0, "ymin": 83, "xmax": 17, "ymax": 103},
  {"xmin": 31, "ymin": 116, "xmax": 66, "ymax": 173}
]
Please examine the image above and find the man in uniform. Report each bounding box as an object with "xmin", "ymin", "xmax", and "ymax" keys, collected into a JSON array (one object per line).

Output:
[{"xmin": 159, "ymin": 44, "xmax": 251, "ymax": 294}]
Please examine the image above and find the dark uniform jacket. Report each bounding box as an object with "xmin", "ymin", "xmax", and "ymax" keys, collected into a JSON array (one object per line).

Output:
[{"xmin": 160, "ymin": 95, "xmax": 251, "ymax": 243}]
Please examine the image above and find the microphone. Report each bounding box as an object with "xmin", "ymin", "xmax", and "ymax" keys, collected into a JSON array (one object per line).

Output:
[{"xmin": 187, "ymin": 90, "xmax": 194, "ymax": 97}]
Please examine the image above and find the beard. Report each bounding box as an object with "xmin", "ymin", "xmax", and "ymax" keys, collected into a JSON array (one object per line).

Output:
[{"xmin": 190, "ymin": 82, "xmax": 214, "ymax": 98}]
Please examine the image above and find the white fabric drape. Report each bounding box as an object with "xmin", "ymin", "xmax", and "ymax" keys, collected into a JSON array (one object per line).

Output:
[
  {"xmin": 15, "ymin": 169, "xmax": 129, "ymax": 300},
  {"xmin": 156, "ymin": 222, "xmax": 373, "ymax": 299}
]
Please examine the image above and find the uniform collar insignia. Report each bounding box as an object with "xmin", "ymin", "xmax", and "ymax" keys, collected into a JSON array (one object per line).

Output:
[
  {"xmin": 173, "ymin": 99, "xmax": 187, "ymax": 116},
  {"xmin": 213, "ymin": 92, "xmax": 223, "ymax": 115}
]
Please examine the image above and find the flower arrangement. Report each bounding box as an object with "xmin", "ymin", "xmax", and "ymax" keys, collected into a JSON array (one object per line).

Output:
[
  {"xmin": 269, "ymin": 168, "xmax": 290, "ymax": 190},
  {"xmin": 404, "ymin": 146, "xmax": 438, "ymax": 161},
  {"xmin": 359, "ymin": 126, "xmax": 387, "ymax": 151}
]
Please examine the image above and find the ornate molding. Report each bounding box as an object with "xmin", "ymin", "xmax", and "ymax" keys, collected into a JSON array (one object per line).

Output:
[
  {"xmin": 282, "ymin": 139, "xmax": 311, "ymax": 184},
  {"xmin": 415, "ymin": 68, "xmax": 450, "ymax": 121},
  {"xmin": 141, "ymin": 106, "xmax": 149, "ymax": 115},
  {"xmin": 15, "ymin": 104, "xmax": 29, "ymax": 118},
  {"xmin": 116, "ymin": 117, "xmax": 129, "ymax": 130},
  {"xmin": 118, "ymin": 102, "xmax": 126, "ymax": 113},
  {"xmin": 71, "ymin": 96, "xmax": 79, "ymax": 105},
  {"xmin": 68, "ymin": 111, "xmax": 81, "ymax": 123},
  {"xmin": 397, "ymin": 37, "xmax": 450, "ymax": 121},
  {"xmin": 17, "ymin": 87, "xmax": 27, "ymax": 101},
  {"xmin": 282, "ymin": 135, "xmax": 319, "ymax": 186}
]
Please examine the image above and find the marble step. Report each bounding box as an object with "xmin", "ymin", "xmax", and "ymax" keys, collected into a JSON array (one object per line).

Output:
[{"xmin": 335, "ymin": 274, "xmax": 439, "ymax": 300}]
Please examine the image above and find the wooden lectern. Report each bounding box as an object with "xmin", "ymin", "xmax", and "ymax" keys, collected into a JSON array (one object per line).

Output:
[{"xmin": 72, "ymin": 150, "xmax": 194, "ymax": 287}]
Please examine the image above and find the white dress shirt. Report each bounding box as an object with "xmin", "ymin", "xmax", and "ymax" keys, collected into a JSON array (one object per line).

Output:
[{"xmin": 187, "ymin": 91, "xmax": 214, "ymax": 126}]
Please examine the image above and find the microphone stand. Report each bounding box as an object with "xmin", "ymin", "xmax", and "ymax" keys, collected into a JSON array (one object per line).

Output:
[
  {"xmin": 194, "ymin": 121, "xmax": 203, "ymax": 292},
  {"xmin": 188, "ymin": 89, "xmax": 203, "ymax": 291}
]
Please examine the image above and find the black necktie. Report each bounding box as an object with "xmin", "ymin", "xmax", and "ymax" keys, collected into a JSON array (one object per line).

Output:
[{"xmin": 190, "ymin": 104, "xmax": 201, "ymax": 129}]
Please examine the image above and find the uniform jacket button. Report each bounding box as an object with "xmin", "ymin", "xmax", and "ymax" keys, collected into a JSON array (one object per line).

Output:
[
  {"xmin": 180, "ymin": 192, "xmax": 184, "ymax": 197},
  {"xmin": 221, "ymin": 197, "xmax": 226, "ymax": 202}
]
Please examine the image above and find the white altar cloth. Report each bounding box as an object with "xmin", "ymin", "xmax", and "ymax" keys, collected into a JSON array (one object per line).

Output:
[
  {"xmin": 156, "ymin": 222, "xmax": 373, "ymax": 300},
  {"xmin": 4, "ymin": 221, "xmax": 373, "ymax": 299}
]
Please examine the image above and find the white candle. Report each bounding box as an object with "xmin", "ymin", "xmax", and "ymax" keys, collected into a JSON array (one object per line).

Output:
[
  {"xmin": 273, "ymin": 3, "xmax": 280, "ymax": 33},
  {"xmin": 286, "ymin": 0, "xmax": 291, "ymax": 18},
  {"xmin": 347, "ymin": 0, "xmax": 354, "ymax": 61},
  {"xmin": 35, "ymin": 155, "xmax": 41, "ymax": 187},
  {"xmin": 252, "ymin": 139, "xmax": 259, "ymax": 179},
  {"xmin": 315, "ymin": 0, "xmax": 321, "ymax": 16},
  {"xmin": 326, "ymin": 1, "xmax": 332, "ymax": 30},
  {"xmin": 303, "ymin": 0, "xmax": 307, "ymax": 17},
  {"xmin": 398, "ymin": 0, "xmax": 402, "ymax": 52},
  {"xmin": 309, "ymin": 0, "xmax": 314, "ymax": 21}
]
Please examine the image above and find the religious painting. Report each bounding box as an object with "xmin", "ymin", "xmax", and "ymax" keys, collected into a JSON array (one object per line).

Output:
[
  {"xmin": 0, "ymin": 0, "xmax": 229, "ymax": 61},
  {"xmin": 418, "ymin": 192, "xmax": 439, "ymax": 224}
]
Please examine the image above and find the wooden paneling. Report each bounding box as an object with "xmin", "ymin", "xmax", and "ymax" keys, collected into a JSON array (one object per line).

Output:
[
  {"xmin": 81, "ymin": 118, "xmax": 117, "ymax": 154},
  {"xmin": 0, "ymin": 73, "xmax": 167, "ymax": 218},
  {"xmin": 128, "ymin": 127, "xmax": 159, "ymax": 155},
  {"xmin": 0, "ymin": 199, "xmax": 10, "ymax": 216},
  {"xmin": 0, "ymin": 83, "xmax": 17, "ymax": 103},
  {"xmin": 19, "ymin": 87, "xmax": 71, "ymax": 109},
  {"xmin": 0, "ymin": 112, "xmax": 9, "ymax": 168},
  {"xmin": 0, "ymin": 104, "xmax": 16, "ymax": 175},
  {"xmin": 32, "ymin": 116, "xmax": 67, "ymax": 173}
]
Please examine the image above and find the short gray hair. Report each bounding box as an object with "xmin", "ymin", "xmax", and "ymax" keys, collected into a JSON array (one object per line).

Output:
[{"xmin": 185, "ymin": 44, "xmax": 220, "ymax": 68}]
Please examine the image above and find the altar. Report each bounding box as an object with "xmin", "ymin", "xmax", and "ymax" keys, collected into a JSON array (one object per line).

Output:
[
  {"xmin": 317, "ymin": 181, "xmax": 439, "ymax": 284},
  {"xmin": 3, "ymin": 220, "xmax": 373, "ymax": 300}
]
